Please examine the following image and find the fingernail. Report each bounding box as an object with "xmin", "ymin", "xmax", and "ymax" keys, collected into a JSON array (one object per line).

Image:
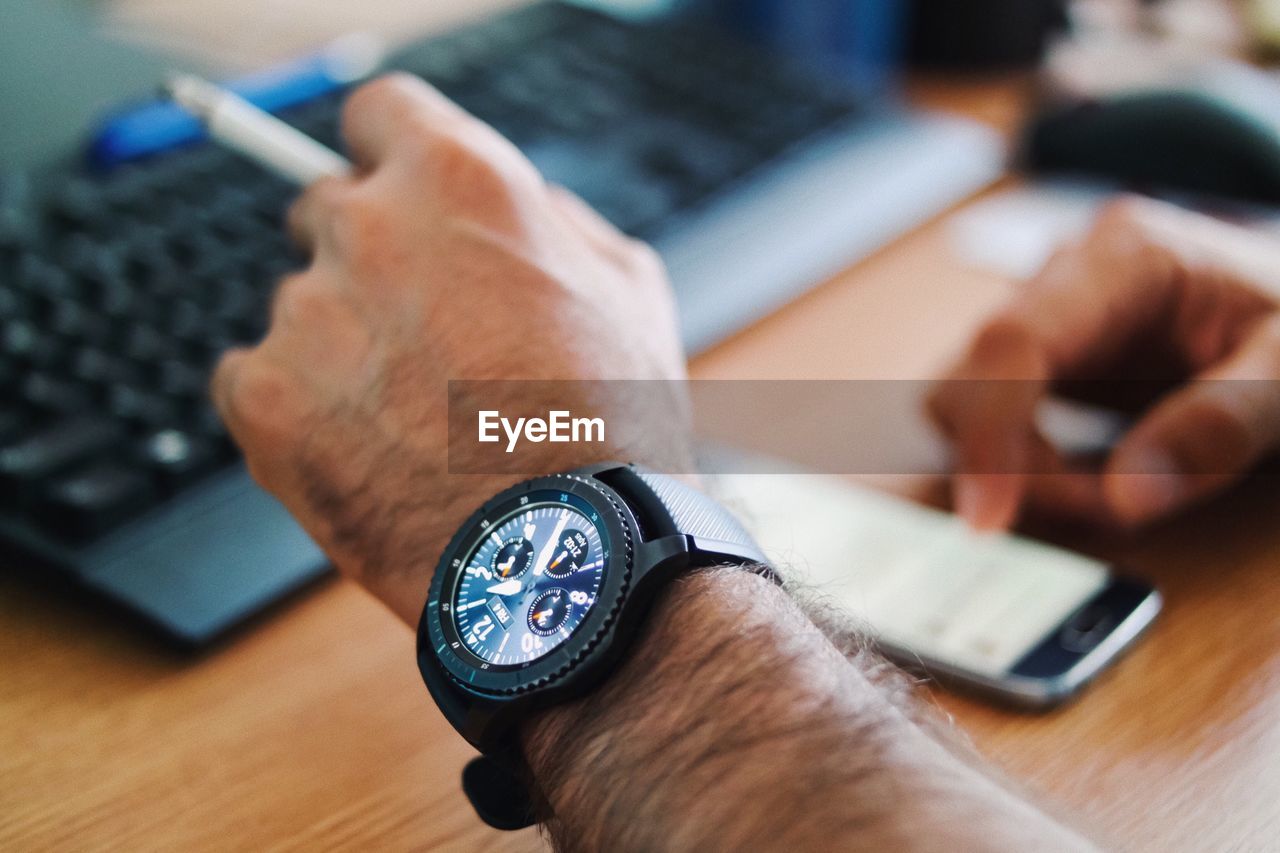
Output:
[{"xmin": 1111, "ymin": 448, "xmax": 1187, "ymax": 524}]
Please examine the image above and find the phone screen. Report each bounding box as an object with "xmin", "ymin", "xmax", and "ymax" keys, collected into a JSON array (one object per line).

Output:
[{"xmin": 715, "ymin": 475, "xmax": 1110, "ymax": 679}]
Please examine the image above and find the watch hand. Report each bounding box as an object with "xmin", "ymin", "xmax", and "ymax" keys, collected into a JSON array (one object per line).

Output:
[
  {"xmin": 485, "ymin": 579, "xmax": 523, "ymax": 596},
  {"xmin": 534, "ymin": 514, "xmax": 570, "ymax": 576},
  {"xmin": 547, "ymin": 550, "xmax": 567, "ymax": 572},
  {"xmin": 497, "ymin": 556, "xmax": 516, "ymax": 577},
  {"xmin": 533, "ymin": 608, "xmax": 553, "ymax": 624}
]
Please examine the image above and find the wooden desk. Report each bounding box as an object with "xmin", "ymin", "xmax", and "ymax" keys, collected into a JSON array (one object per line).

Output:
[{"xmin": 4, "ymin": 55, "xmax": 1279, "ymax": 853}]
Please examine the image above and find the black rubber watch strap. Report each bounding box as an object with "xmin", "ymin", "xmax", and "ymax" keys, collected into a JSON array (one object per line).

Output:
[{"xmin": 462, "ymin": 756, "xmax": 538, "ymax": 831}]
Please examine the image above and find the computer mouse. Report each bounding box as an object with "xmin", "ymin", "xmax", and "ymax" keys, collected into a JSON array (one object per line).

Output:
[{"xmin": 1020, "ymin": 91, "xmax": 1280, "ymax": 205}]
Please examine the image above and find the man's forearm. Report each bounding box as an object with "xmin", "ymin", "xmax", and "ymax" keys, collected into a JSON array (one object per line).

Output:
[{"xmin": 523, "ymin": 570, "xmax": 1094, "ymax": 852}]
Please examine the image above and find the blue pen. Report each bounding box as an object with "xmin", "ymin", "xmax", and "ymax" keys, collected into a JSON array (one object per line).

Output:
[{"xmin": 87, "ymin": 33, "xmax": 382, "ymax": 169}]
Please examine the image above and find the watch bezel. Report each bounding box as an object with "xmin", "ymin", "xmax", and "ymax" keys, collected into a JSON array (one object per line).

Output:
[{"xmin": 423, "ymin": 473, "xmax": 636, "ymax": 697}]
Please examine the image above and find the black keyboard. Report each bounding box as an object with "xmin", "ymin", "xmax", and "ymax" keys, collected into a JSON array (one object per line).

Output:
[{"xmin": 0, "ymin": 1, "xmax": 865, "ymax": 640}]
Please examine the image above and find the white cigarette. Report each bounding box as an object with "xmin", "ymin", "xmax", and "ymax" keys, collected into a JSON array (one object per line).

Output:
[{"xmin": 167, "ymin": 73, "xmax": 352, "ymax": 185}]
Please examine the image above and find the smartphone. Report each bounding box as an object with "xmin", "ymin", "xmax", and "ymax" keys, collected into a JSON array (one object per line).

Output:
[{"xmin": 712, "ymin": 474, "xmax": 1161, "ymax": 708}]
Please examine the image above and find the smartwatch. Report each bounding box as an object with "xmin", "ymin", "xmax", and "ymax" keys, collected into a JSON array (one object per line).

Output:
[{"xmin": 416, "ymin": 462, "xmax": 768, "ymax": 830}]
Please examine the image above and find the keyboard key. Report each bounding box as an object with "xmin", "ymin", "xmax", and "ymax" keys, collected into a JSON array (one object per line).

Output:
[
  {"xmin": 138, "ymin": 428, "xmax": 220, "ymax": 491},
  {"xmin": 205, "ymin": 278, "xmax": 259, "ymax": 323},
  {"xmin": 15, "ymin": 255, "xmax": 79, "ymax": 300},
  {"xmin": 46, "ymin": 179, "xmax": 102, "ymax": 232},
  {"xmin": 107, "ymin": 384, "xmax": 180, "ymax": 429},
  {"xmin": 21, "ymin": 372, "xmax": 92, "ymax": 415},
  {"xmin": 0, "ymin": 356, "xmax": 17, "ymax": 394},
  {"xmin": 1, "ymin": 319, "xmax": 60, "ymax": 367},
  {"xmin": 120, "ymin": 323, "xmax": 179, "ymax": 363},
  {"xmin": 0, "ymin": 286, "xmax": 34, "ymax": 319},
  {"xmin": 38, "ymin": 463, "xmax": 156, "ymax": 540},
  {"xmin": 81, "ymin": 274, "xmax": 139, "ymax": 320},
  {"xmin": 0, "ymin": 411, "xmax": 26, "ymax": 445},
  {"xmin": 46, "ymin": 299, "xmax": 112, "ymax": 344},
  {"xmin": 156, "ymin": 360, "xmax": 209, "ymax": 399},
  {"xmin": 63, "ymin": 234, "xmax": 123, "ymax": 278},
  {"xmin": 166, "ymin": 298, "xmax": 206, "ymax": 341},
  {"xmin": 70, "ymin": 346, "xmax": 143, "ymax": 388},
  {"xmin": 0, "ymin": 418, "xmax": 125, "ymax": 490}
]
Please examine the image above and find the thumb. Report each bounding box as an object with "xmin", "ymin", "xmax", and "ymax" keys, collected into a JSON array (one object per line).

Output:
[{"xmin": 1105, "ymin": 317, "xmax": 1280, "ymax": 525}]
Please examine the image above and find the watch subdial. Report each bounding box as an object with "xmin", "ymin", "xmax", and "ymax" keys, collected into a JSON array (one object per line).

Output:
[
  {"xmin": 526, "ymin": 588, "xmax": 571, "ymax": 636},
  {"xmin": 492, "ymin": 538, "xmax": 534, "ymax": 580},
  {"xmin": 543, "ymin": 529, "xmax": 590, "ymax": 578}
]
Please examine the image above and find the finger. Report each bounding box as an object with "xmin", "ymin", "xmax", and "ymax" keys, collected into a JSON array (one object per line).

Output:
[
  {"xmin": 930, "ymin": 320, "xmax": 1050, "ymax": 530},
  {"xmin": 1004, "ymin": 198, "xmax": 1280, "ymax": 376},
  {"xmin": 209, "ymin": 346, "xmax": 253, "ymax": 439},
  {"xmin": 260, "ymin": 273, "xmax": 372, "ymax": 399},
  {"xmin": 339, "ymin": 72, "xmax": 471, "ymax": 169},
  {"xmin": 936, "ymin": 197, "xmax": 1201, "ymax": 530},
  {"xmin": 1104, "ymin": 315, "xmax": 1280, "ymax": 525},
  {"xmin": 209, "ymin": 347, "xmax": 314, "ymax": 490},
  {"xmin": 952, "ymin": 474, "xmax": 1024, "ymax": 532},
  {"xmin": 286, "ymin": 175, "xmax": 351, "ymax": 254}
]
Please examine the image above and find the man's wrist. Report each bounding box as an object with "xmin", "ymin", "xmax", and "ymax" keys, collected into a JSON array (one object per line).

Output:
[
  {"xmin": 516, "ymin": 566, "xmax": 1095, "ymax": 852},
  {"xmin": 517, "ymin": 567, "xmax": 912, "ymax": 848},
  {"xmin": 520, "ymin": 568, "xmax": 779, "ymax": 779}
]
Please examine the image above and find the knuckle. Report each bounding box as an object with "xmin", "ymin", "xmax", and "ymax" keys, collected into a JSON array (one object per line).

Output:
[
  {"xmin": 210, "ymin": 347, "xmax": 248, "ymax": 406},
  {"xmin": 1093, "ymin": 196, "xmax": 1153, "ymax": 236},
  {"xmin": 1088, "ymin": 196, "xmax": 1163, "ymax": 255},
  {"xmin": 1163, "ymin": 397, "xmax": 1254, "ymax": 472},
  {"xmin": 430, "ymin": 131, "xmax": 495, "ymax": 178},
  {"xmin": 227, "ymin": 357, "xmax": 301, "ymax": 446},
  {"xmin": 431, "ymin": 129, "xmax": 534, "ymax": 196},
  {"xmin": 304, "ymin": 174, "xmax": 349, "ymax": 208},
  {"xmin": 270, "ymin": 274, "xmax": 324, "ymax": 324},
  {"xmin": 345, "ymin": 72, "xmax": 422, "ymax": 122},
  {"xmin": 326, "ymin": 193, "xmax": 389, "ymax": 264},
  {"xmin": 288, "ymin": 177, "xmax": 347, "ymax": 230},
  {"xmin": 379, "ymin": 71, "xmax": 431, "ymax": 100},
  {"xmin": 625, "ymin": 239, "xmax": 666, "ymax": 277}
]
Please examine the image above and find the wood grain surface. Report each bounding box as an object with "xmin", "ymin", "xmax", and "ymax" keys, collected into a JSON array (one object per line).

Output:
[{"xmin": 2, "ymin": 22, "xmax": 1278, "ymax": 853}]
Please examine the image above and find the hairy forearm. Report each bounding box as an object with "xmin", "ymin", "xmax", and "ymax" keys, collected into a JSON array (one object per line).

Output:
[{"xmin": 523, "ymin": 570, "xmax": 1094, "ymax": 852}]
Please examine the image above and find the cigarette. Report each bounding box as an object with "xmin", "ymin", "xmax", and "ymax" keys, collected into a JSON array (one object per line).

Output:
[{"xmin": 166, "ymin": 73, "xmax": 352, "ymax": 185}]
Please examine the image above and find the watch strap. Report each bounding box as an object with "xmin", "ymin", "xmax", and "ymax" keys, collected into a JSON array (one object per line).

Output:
[{"xmin": 631, "ymin": 470, "xmax": 767, "ymax": 566}]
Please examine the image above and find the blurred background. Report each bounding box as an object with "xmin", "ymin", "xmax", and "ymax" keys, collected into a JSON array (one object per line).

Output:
[
  {"xmin": 3, "ymin": 0, "xmax": 1280, "ymax": 643},
  {"xmin": 6, "ymin": 3, "xmax": 1280, "ymax": 851}
]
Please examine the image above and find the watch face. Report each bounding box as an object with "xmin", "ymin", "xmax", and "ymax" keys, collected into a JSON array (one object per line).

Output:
[{"xmin": 443, "ymin": 492, "xmax": 610, "ymax": 672}]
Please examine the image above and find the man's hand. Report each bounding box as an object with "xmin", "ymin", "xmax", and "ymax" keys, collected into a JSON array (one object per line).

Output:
[
  {"xmin": 931, "ymin": 197, "xmax": 1280, "ymax": 531},
  {"xmin": 210, "ymin": 74, "xmax": 688, "ymax": 623},
  {"xmin": 208, "ymin": 74, "xmax": 1096, "ymax": 851}
]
